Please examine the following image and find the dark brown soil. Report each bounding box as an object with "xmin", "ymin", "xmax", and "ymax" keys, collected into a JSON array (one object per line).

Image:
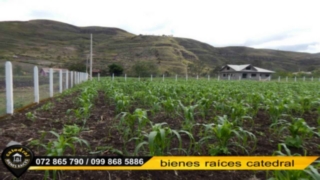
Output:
[{"xmin": 0, "ymin": 91, "xmax": 319, "ymax": 180}]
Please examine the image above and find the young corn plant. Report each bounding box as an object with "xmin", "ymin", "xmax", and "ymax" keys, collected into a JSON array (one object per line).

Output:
[
  {"xmin": 197, "ymin": 97, "xmax": 212, "ymax": 119},
  {"xmin": 248, "ymin": 93, "xmax": 264, "ymax": 117},
  {"xmin": 271, "ymin": 118, "xmax": 317, "ymax": 148},
  {"xmin": 27, "ymin": 130, "xmax": 47, "ymax": 153},
  {"xmin": 177, "ymin": 100, "xmax": 198, "ymax": 132},
  {"xmin": 39, "ymin": 102, "xmax": 53, "ymax": 111},
  {"xmin": 30, "ymin": 125, "xmax": 89, "ymax": 180},
  {"xmin": 63, "ymin": 124, "xmax": 81, "ymax": 137},
  {"xmin": 25, "ymin": 112, "xmax": 36, "ymax": 122},
  {"xmin": 114, "ymin": 92, "xmax": 131, "ymax": 113},
  {"xmin": 266, "ymin": 102, "xmax": 289, "ymax": 123},
  {"xmin": 74, "ymin": 87, "xmax": 97, "ymax": 127},
  {"xmin": 161, "ymin": 97, "xmax": 178, "ymax": 117},
  {"xmin": 267, "ymin": 143, "xmax": 320, "ymax": 180},
  {"xmin": 299, "ymin": 95, "xmax": 313, "ymax": 113},
  {"xmin": 134, "ymin": 122, "xmax": 194, "ymax": 155},
  {"xmin": 318, "ymin": 107, "xmax": 320, "ymax": 133},
  {"xmin": 116, "ymin": 109, "xmax": 150, "ymax": 153},
  {"xmin": 199, "ymin": 115, "xmax": 256, "ymax": 155},
  {"xmin": 229, "ymin": 102, "xmax": 250, "ymax": 126}
]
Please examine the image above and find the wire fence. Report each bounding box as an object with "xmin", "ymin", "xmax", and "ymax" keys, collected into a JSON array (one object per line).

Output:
[
  {"xmin": 1, "ymin": 61, "xmax": 88, "ymax": 116},
  {"xmin": 104, "ymin": 73, "xmax": 320, "ymax": 82},
  {"xmin": 2, "ymin": 61, "xmax": 319, "ymax": 116}
]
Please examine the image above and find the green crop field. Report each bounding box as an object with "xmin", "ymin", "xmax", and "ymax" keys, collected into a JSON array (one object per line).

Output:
[{"xmin": 1, "ymin": 78, "xmax": 320, "ymax": 179}]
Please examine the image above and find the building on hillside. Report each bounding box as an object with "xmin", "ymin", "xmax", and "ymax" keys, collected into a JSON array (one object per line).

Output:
[
  {"xmin": 92, "ymin": 69, "xmax": 101, "ymax": 77},
  {"xmin": 219, "ymin": 64, "xmax": 275, "ymax": 80},
  {"xmin": 39, "ymin": 68, "xmax": 69, "ymax": 76}
]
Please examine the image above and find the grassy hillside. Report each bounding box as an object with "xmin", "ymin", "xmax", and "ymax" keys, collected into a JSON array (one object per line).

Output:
[{"xmin": 0, "ymin": 19, "xmax": 319, "ymax": 76}]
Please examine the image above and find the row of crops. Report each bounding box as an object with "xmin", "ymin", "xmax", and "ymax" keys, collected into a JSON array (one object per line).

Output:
[{"xmin": 26, "ymin": 78, "xmax": 320, "ymax": 179}]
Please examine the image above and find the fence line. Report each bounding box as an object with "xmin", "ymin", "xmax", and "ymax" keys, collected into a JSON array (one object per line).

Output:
[
  {"xmin": 106, "ymin": 74, "xmax": 320, "ymax": 82},
  {"xmin": 3, "ymin": 61, "xmax": 89, "ymax": 115},
  {"xmin": 5, "ymin": 64, "xmax": 318, "ymax": 116}
]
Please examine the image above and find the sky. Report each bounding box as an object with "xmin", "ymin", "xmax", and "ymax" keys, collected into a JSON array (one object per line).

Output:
[{"xmin": 0, "ymin": 0, "xmax": 320, "ymax": 53}]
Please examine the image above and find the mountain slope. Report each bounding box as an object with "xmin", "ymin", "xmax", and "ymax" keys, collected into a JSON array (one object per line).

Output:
[{"xmin": 0, "ymin": 19, "xmax": 319, "ymax": 76}]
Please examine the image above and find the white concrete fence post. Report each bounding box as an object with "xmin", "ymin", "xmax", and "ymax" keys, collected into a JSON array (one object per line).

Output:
[
  {"xmin": 74, "ymin": 72, "xmax": 77, "ymax": 84},
  {"xmin": 208, "ymin": 75, "xmax": 210, "ymax": 81},
  {"xmin": 82, "ymin": 72, "xmax": 84, "ymax": 82},
  {"xmin": 49, "ymin": 68, "xmax": 53, "ymax": 97},
  {"xmin": 125, "ymin": 74, "xmax": 127, "ymax": 82},
  {"xmin": 34, "ymin": 66, "xmax": 39, "ymax": 103},
  {"xmin": 303, "ymin": 76, "xmax": 305, "ymax": 81},
  {"xmin": 6, "ymin": 61, "xmax": 14, "ymax": 114},
  {"xmin": 218, "ymin": 75, "xmax": 220, "ymax": 81},
  {"xmin": 186, "ymin": 74, "xmax": 188, "ymax": 81},
  {"xmin": 197, "ymin": 74, "xmax": 199, "ymax": 80},
  {"xmin": 163, "ymin": 74, "xmax": 164, "ymax": 82},
  {"xmin": 228, "ymin": 75, "xmax": 230, "ymax": 81},
  {"xmin": 74, "ymin": 72, "xmax": 76, "ymax": 85},
  {"xmin": 59, "ymin": 69, "xmax": 63, "ymax": 93},
  {"xmin": 286, "ymin": 77, "xmax": 288, "ymax": 82},
  {"xmin": 70, "ymin": 71, "xmax": 73, "ymax": 87},
  {"xmin": 239, "ymin": 76, "xmax": 241, "ymax": 81},
  {"xmin": 278, "ymin": 76, "xmax": 280, "ymax": 82},
  {"xmin": 176, "ymin": 74, "xmax": 178, "ymax": 82},
  {"xmin": 66, "ymin": 70, "xmax": 69, "ymax": 89},
  {"xmin": 138, "ymin": 76, "xmax": 140, "ymax": 81},
  {"xmin": 151, "ymin": 74, "xmax": 153, "ymax": 81},
  {"xmin": 98, "ymin": 73, "xmax": 100, "ymax": 81},
  {"xmin": 112, "ymin": 73, "xmax": 114, "ymax": 81},
  {"xmin": 295, "ymin": 76, "xmax": 296, "ymax": 82},
  {"xmin": 311, "ymin": 77, "xmax": 313, "ymax": 81},
  {"xmin": 76, "ymin": 72, "xmax": 78, "ymax": 84}
]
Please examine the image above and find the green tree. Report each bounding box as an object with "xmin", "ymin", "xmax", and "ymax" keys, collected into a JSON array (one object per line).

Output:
[
  {"xmin": 131, "ymin": 61, "xmax": 159, "ymax": 77},
  {"xmin": 108, "ymin": 64, "xmax": 123, "ymax": 76}
]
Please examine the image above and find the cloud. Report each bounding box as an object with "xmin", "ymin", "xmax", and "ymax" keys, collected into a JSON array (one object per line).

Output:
[
  {"xmin": 29, "ymin": 10, "xmax": 56, "ymax": 19},
  {"xmin": 268, "ymin": 43, "xmax": 318, "ymax": 52}
]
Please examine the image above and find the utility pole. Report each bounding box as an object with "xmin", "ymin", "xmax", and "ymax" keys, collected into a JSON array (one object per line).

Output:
[
  {"xmin": 90, "ymin": 34, "xmax": 93, "ymax": 80},
  {"xmin": 86, "ymin": 54, "xmax": 89, "ymax": 74}
]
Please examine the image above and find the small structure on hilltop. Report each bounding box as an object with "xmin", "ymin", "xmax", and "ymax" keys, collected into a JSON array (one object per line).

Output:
[{"xmin": 219, "ymin": 64, "xmax": 275, "ymax": 80}]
